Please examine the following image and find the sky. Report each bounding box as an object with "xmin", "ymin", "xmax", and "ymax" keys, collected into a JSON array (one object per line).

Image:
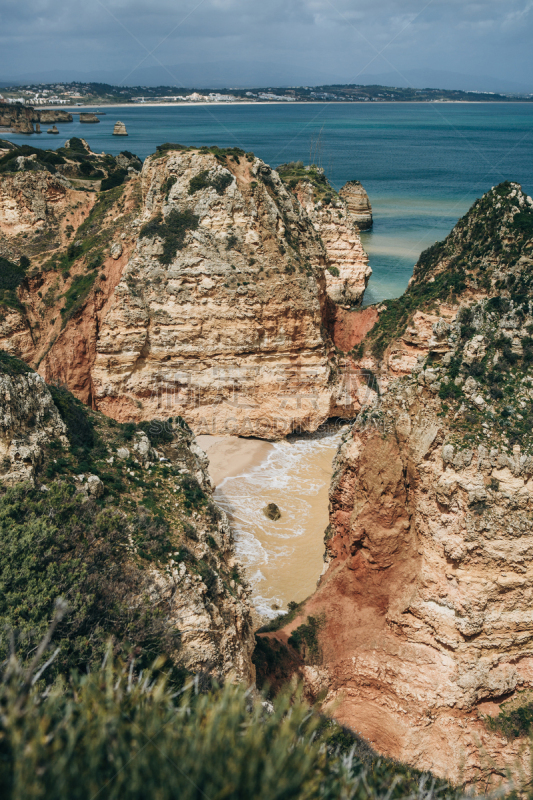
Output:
[{"xmin": 2, "ymin": 0, "xmax": 533, "ymax": 91}]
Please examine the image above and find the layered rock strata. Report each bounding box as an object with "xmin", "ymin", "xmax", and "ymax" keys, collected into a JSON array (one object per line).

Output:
[
  {"xmin": 266, "ymin": 182, "xmax": 533, "ymax": 784},
  {"xmin": 0, "ymin": 103, "xmax": 72, "ymax": 133},
  {"xmin": 339, "ymin": 180, "xmax": 373, "ymax": 229},
  {"xmin": 0, "ymin": 145, "xmax": 365, "ymax": 437},
  {"xmin": 113, "ymin": 121, "xmax": 128, "ymax": 136},
  {"xmin": 88, "ymin": 149, "xmax": 358, "ymax": 436},
  {"xmin": 293, "ymin": 174, "xmax": 371, "ymax": 308}
]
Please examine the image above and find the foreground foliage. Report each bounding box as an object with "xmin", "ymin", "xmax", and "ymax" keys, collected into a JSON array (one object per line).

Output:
[{"xmin": 0, "ymin": 653, "xmax": 464, "ymax": 800}]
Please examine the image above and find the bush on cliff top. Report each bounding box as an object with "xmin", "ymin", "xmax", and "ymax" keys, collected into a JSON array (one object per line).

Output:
[{"xmin": 0, "ymin": 652, "xmax": 463, "ymax": 800}]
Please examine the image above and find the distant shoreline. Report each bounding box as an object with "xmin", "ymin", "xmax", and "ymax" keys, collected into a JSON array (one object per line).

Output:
[{"xmin": 39, "ymin": 100, "xmax": 533, "ymax": 110}]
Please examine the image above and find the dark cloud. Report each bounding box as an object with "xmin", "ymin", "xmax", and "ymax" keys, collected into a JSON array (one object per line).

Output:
[{"xmin": 1, "ymin": 0, "xmax": 532, "ymax": 90}]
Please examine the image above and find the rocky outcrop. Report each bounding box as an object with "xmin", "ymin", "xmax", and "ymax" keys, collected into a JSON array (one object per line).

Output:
[
  {"xmin": 293, "ymin": 174, "xmax": 371, "ymax": 308},
  {"xmin": 47, "ymin": 126, "xmax": 59, "ymax": 134},
  {"xmin": 79, "ymin": 113, "xmax": 100, "ymax": 124},
  {"xmin": 0, "ymin": 352, "xmax": 255, "ymax": 682},
  {"xmin": 0, "ymin": 358, "xmax": 68, "ymax": 485},
  {"xmin": 11, "ymin": 146, "xmax": 357, "ymax": 437},
  {"xmin": 39, "ymin": 109, "xmax": 72, "ymax": 123},
  {"xmin": 339, "ymin": 180, "xmax": 373, "ymax": 229},
  {"xmin": 0, "ymin": 103, "xmax": 72, "ymax": 133},
  {"xmin": 0, "ymin": 170, "xmax": 73, "ymax": 236},
  {"xmin": 113, "ymin": 121, "xmax": 128, "ymax": 136},
  {"xmin": 0, "ymin": 147, "xmax": 369, "ymax": 434},
  {"xmin": 88, "ymin": 148, "xmax": 355, "ymax": 436},
  {"xmin": 265, "ymin": 182, "xmax": 533, "ymax": 785}
]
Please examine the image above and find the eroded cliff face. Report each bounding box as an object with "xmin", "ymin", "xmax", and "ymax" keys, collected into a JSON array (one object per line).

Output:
[
  {"xmin": 339, "ymin": 180, "xmax": 373, "ymax": 230},
  {"xmin": 0, "ymin": 353, "xmax": 255, "ymax": 682},
  {"xmin": 266, "ymin": 182, "xmax": 533, "ymax": 784},
  {"xmin": 0, "ymin": 358, "xmax": 68, "ymax": 484},
  {"xmin": 0, "ymin": 145, "xmax": 366, "ymax": 437},
  {"xmin": 0, "ymin": 102, "xmax": 73, "ymax": 134},
  {"xmin": 289, "ymin": 170, "xmax": 371, "ymax": 308},
  {"xmin": 89, "ymin": 148, "xmax": 351, "ymax": 436}
]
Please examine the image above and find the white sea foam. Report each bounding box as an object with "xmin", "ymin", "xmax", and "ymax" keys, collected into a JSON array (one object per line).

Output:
[{"xmin": 215, "ymin": 425, "xmax": 346, "ymax": 618}]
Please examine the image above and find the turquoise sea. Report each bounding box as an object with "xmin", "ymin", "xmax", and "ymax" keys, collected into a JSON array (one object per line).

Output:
[{"xmin": 8, "ymin": 103, "xmax": 533, "ymax": 304}]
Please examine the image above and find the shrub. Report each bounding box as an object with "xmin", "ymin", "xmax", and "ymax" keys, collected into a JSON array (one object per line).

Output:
[
  {"xmin": 0, "ymin": 257, "xmax": 26, "ymax": 293},
  {"xmin": 101, "ymin": 168, "xmax": 128, "ymax": 191},
  {"xmin": 59, "ymin": 271, "xmax": 98, "ymax": 325},
  {"xmin": 48, "ymin": 384, "xmax": 96, "ymax": 453},
  {"xmin": 0, "ymin": 351, "xmax": 33, "ymax": 376},
  {"xmin": 327, "ymin": 266, "xmax": 340, "ymax": 277},
  {"xmin": 288, "ymin": 614, "xmax": 324, "ymax": 663},
  {"xmin": 0, "ymin": 482, "xmax": 178, "ymax": 677},
  {"xmin": 188, "ymin": 169, "xmax": 233, "ymax": 196},
  {"xmin": 140, "ymin": 209, "xmax": 199, "ymax": 265},
  {"xmin": 138, "ymin": 419, "xmax": 174, "ymax": 446}
]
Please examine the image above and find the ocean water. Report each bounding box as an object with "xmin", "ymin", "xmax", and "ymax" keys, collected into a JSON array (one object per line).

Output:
[
  {"xmin": 7, "ymin": 102, "xmax": 533, "ymax": 303},
  {"xmin": 214, "ymin": 424, "xmax": 346, "ymax": 617}
]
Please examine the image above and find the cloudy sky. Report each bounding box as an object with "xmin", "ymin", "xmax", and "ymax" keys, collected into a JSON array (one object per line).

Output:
[{"xmin": 2, "ymin": 0, "xmax": 533, "ymax": 90}]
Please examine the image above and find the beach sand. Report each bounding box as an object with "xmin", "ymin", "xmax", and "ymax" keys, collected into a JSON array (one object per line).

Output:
[{"xmin": 196, "ymin": 435, "xmax": 273, "ymax": 486}]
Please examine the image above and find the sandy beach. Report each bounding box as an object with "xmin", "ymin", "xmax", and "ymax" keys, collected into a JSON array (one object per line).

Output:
[{"xmin": 196, "ymin": 435, "xmax": 273, "ymax": 487}]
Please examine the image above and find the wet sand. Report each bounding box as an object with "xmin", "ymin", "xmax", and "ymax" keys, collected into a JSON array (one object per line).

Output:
[
  {"xmin": 196, "ymin": 435, "xmax": 274, "ymax": 487},
  {"xmin": 210, "ymin": 427, "xmax": 346, "ymax": 618}
]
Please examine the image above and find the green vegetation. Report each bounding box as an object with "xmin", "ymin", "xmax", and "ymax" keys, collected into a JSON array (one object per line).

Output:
[
  {"xmin": 0, "ymin": 481, "xmax": 178, "ymax": 676},
  {"xmin": 188, "ymin": 168, "xmax": 233, "ymax": 196},
  {"xmin": 0, "ymin": 654, "xmax": 463, "ymax": 800},
  {"xmin": 140, "ymin": 208, "xmax": 199, "ymax": 265},
  {"xmin": 0, "ymin": 351, "xmax": 33, "ymax": 376},
  {"xmin": 0, "ymin": 257, "xmax": 27, "ymax": 311},
  {"xmin": 277, "ymin": 161, "xmax": 339, "ymax": 205},
  {"xmin": 162, "ymin": 175, "xmax": 177, "ymax": 197},
  {"xmin": 59, "ymin": 270, "xmax": 98, "ymax": 326},
  {"xmin": 100, "ymin": 167, "xmax": 128, "ymax": 191},
  {"xmin": 288, "ymin": 614, "xmax": 324, "ymax": 663},
  {"xmin": 0, "ymin": 144, "xmax": 65, "ymax": 175},
  {"xmin": 486, "ymin": 697, "xmax": 533, "ymax": 739},
  {"xmin": 154, "ymin": 143, "xmax": 245, "ymax": 164},
  {"xmin": 48, "ymin": 384, "xmax": 98, "ymax": 455},
  {"xmin": 367, "ymin": 182, "xmax": 533, "ymax": 360}
]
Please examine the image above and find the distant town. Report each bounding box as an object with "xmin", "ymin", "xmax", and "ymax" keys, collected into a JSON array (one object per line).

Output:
[{"xmin": 1, "ymin": 81, "xmax": 532, "ymax": 106}]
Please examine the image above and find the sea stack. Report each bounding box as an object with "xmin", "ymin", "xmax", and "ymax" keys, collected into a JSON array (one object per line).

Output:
[
  {"xmin": 339, "ymin": 180, "xmax": 373, "ymax": 229},
  {"xmin": 79, "ymin": 113, "xmax": 100, "ymax": 124},
  {"xmin": 47, "ymin": 125, "xmax": 59, "ymax": 134},
  {"xmin": 113, "ymin": 121, "xmax": 128, "ymax": 136},
  {"xmin": 35, "ymin": 123, "xmax": 41, "ymax": 134}
]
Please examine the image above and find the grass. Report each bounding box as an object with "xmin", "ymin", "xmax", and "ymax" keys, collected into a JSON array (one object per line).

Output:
[{"xmin": 0, "ymin": 650, "xmax": 465, "ymax": 800}]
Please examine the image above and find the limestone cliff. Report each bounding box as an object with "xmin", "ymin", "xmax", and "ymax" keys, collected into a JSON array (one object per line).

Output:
[
  {"xmin": 0, "ymin": 144, "xmax": 362, "ymax": 437},
  {"xmin": 0, "ymin": 351, "xmax": 255, "ymax": 681},
  {"xmin": 278, "ymin": 162, "xmax": 372, "ymax": 308},
  {"xmin": 0, "ymin": 102, "xmax": 73, "ymax": 134},
  {"xmin": 265, "ymin": 182, "xmax": 533, "ymax": 784},
  {"xmin": 339, "ymin": 180, "xmax": 373, "ymax": 229}
]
